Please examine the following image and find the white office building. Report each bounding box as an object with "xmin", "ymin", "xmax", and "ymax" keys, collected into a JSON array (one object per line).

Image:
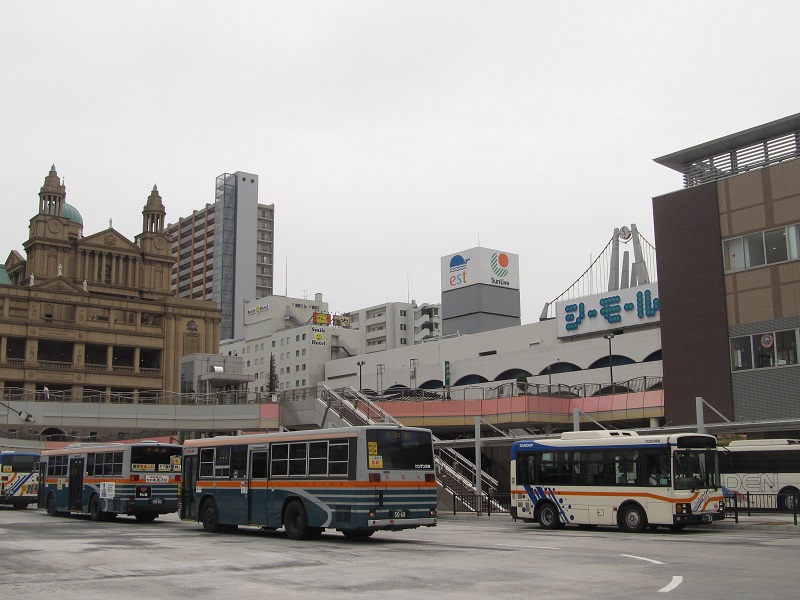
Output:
[{"xmin": 345, "ymin": 301, "xmax": 441, "ymax": 353}]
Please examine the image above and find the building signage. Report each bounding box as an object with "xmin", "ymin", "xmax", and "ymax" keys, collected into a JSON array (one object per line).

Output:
[
  {"xmin": 313, "ymin": 312, "xmax": 331, "ymax": 325},
  {"xmin": 440, "ymin": 247, "xmax": 520, "ymax": 292},
  {"xmin": 556, "ymin": 283, "xmax": 660, "ymax": 338},
  {"xmin": 246, "ymin": 303, "xmax": 269, "ymax": 316},
  {"xmin": 311, "ymin": 326, "xmax": 326, "ymax": 346}
]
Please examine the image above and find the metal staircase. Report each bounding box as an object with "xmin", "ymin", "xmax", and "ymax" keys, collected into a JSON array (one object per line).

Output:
[{"xmin": 317, "ymin": 384, "xmax": 502, "ymax": 512}]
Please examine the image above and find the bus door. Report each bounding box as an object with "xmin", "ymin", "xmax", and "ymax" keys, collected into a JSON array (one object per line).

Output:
[
  {"xmin": 180, "ymin": 449, "xmax": 198, "ymax": 521},
  {"xmin": 68, "ymin": 458, "xmax": 84, "ymax": 511},
  {"xmin": 224, "ymin": 445, "xmax": 249, "ymax": 524},
  {"xmin": 37, "ymin": 460, "xmax": 47, "ymax": 509},
  {"xmin": 248, "ymin": 449, "xmax": 269, "ymax": 526}
]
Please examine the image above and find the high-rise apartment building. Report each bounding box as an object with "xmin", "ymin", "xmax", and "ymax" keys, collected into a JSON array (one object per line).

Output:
[{"xmin": 168, "ymin": 172, "xmax": 274, "ymax": 341}]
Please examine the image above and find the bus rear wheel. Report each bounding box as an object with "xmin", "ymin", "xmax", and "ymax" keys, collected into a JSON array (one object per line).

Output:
[
  {"xmin": 201, "ymin": 499, "xmax": 220, "ymax": 533},
  {"xmin": 620, "ymin": 505, "xmax": 647, "ymax": 533},
  {"xmin": 135, "ymin": 513, "xmax": 157, "ymax": 523},
  {"xmin": 284, "ymin": 499, "xmax": 313, "ymax": 540},
  {"xmin": 536, "ymin": 502, "xmax": 564, "ymax": 530},
  {"xmin": 46, "ymin": 493, "xmax": 58, "ymax": 517},
  {"xmin": 89, "ymin": 495, "xmax": 101, "ymax": 521},
  {"xmin": 342, "ymin": 529, "xmax": 375, "ymax": 540},
  {"xmin": 780, "ymin": 487, "xmax": 799, "ymax": 511}
]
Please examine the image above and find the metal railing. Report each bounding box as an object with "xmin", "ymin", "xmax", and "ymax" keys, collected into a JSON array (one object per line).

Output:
[
  {"xmin": 443, "ymin": 490, "xmax": 512, "ymax": 516},
  {"xmin": 724, "ymin": 492, "xmax": 800, "ymax": 525}
]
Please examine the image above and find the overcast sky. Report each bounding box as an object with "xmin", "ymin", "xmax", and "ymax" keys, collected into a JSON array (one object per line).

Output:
[{"xmin": 2, "ymin": 2, "xmax": 799, "ymax": 322}]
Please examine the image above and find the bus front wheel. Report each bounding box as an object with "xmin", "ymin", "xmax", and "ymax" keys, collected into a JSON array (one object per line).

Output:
[
  {"xmin": 201, "ymin": 499, "xmax": 220, "ymax": 533},
  {"xmin": 620, "ymin": 504, "xmax": 647, "ymax": 533},
  {"xmin": 536, "ymin": 502, "xmax": 564, "ymax": 530}
]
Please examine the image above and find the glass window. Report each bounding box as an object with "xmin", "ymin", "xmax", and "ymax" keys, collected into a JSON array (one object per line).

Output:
[
  {"xmin": 765, "ymin": 227, "xmax": 789, "ymax": 264},
  {"xmin": 199, "ymin": 448, "xmax": 214, "ymax": 477},
  {"xmin": 776, "ymin": 329, "xmax": 798, "ymax": 366},
  {"xmin": 308, "ymin": 441, "xmax": 328, "ymax": 476},
  {"xmin": 230, "ymin": 445, "xmax": 248, "ymax": 479},
  {"xmin": 753, "ymin": 333, "xmax": 776, "ymax": 369},
  {"xmin": 723, "ymin": 237, "xmax": 745, "ymax": 271},
  {"xmin": 271, "ymin": 443, "xmax": 289, "ymax": 477},
  {"xmin": 251, "ymin": 451, "xmax": 269, "ymax": 479},
  {"xmin": 788, "ymin": 225, "xmax": 800, "ymax": 260},
  {"xmin": 366, "ymin": 429, "xmax": 434, "ymax": 471},
  {"xmin": 289, "ymin": 443, "xmax": 307, "ymax": 476},
  {"xmin": 730, "ymin": 336, "xmax": 752, "ymax": 371},
  {"xmin": 328, "ymin": 441, "xmax": 349, "ymax": 476},
  {"xmin": 744, "ymin": 232, "xmax": 766, "ymax": 267}
]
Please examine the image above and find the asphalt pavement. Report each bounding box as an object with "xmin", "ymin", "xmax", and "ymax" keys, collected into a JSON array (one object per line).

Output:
[{"xmin": 440, "ymin": 511, "xmax": 800, "ymax": 533}]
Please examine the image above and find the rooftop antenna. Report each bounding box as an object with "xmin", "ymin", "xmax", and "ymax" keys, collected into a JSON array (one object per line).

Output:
[
  {"xmin": 407, "ymin": 270, "xmax": 410, "ymax": 303},
  {"xmin": 285, "ymin": 257, "xmax": 288, "ymax": 297}
]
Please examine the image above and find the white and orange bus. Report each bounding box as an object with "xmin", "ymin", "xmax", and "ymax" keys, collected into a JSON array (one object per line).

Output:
[
  {"xmin": 180, "ymin": 426, "xmax": 438, "ymax": 540},
  {"xmin": 510, "ymin": 430, "xmax": 725, "ymax": 532},
  {"xmin": 38, "ymin": 441, "xmax": 182, "ymax": 522}
]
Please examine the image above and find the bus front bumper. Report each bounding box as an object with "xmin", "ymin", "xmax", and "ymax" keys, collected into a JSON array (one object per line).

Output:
[{"xmin": 674, "ymin": 511, "xmax": 725, "ymax": 525}]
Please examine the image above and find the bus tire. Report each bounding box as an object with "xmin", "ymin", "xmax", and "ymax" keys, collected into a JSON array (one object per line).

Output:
[
  {"xmin": 620, "ymin": 504, "xmax": 647, "ymax": 533},
  {"xmin": 135, "ymin": 513, "xmax": 157, "ymax": 523},
  {"xmin": 284, "ymin": 499, "xmax": 310, "ymax": 540},
  {"xmin": 201, "ymin": 498, "xmax": 220, "ymax": 533},
  {"xmin": 342, "ymin": 529, "xmax": 374, "ymax": 540},
  {"xmin": 779, "ymin": 487, "xmax": 799, "ymax": 511},
  {"xmin": 46, "ymin": 493, "xmax": 58, "ymax": 517},
  {"xmin": 536, "ymin": 502, "xmax": 563, "ymax": 530},
  {"xmin": 89, "ymin": 495, "xmax": 101, "ymax": 521}
]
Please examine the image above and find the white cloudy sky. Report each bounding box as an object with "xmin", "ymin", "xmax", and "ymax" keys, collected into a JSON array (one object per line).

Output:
[{"xmin": 2, "ymin": 2, "xmax": 799, "ymax": 322}]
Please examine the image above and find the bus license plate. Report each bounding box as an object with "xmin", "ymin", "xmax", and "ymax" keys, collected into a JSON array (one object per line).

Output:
[{"xmin": 390, "ymin": 509, "xmax": 408, "ymax": 519}]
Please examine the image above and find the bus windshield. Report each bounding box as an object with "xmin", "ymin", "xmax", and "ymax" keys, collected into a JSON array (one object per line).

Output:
[
  {"xmin": 131, "ymin": 446, "xmax": 182, "ymax": 473},
  {"xmin": 1, "ymin": 454, "xmax": 37, "ymax": 473},
  {"xmin": 366, "ymin": 429, "xmax": 434, "ymax": 470},
  {"xmin": 673, "ymin": 450, "xmax": 719, "ymax": 490}
]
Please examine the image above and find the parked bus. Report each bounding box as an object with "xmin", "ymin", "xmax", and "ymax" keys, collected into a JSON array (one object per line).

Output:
[
  {"xmin": 38, "ymin": 441, "xmax": 182, "ymax": 522},
  {"xmin": 0, "ymin": 451, "xmax": 39, "ymax": 509},
  {"xmin": 720, "ymin": 439, "xmax": 800, "ymax": 511},
  {"xmin": 180, "ymin": 425, "xmax": 438, "ymax": 540},
  {"xmin": 510, "ymin": 430, "xmax": 725, "ymax": 532}
]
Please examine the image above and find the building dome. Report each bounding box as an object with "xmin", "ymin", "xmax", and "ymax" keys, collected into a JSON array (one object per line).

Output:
[{"xmin": 61, "ymin": 203, "xmax": 84, "ymax": 226}]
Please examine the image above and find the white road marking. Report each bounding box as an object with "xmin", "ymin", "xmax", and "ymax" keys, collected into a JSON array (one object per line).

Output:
[
  {"xmin": 494, "ymin": 544, "xmax": 561, "ymax": 550},
  {"xmin": 620, "ymin": 553, "xmax": 664, "ymax": 565},
  {"xmin": 658, "ymin": 576, "xmax": 683, "ymax": 593}
]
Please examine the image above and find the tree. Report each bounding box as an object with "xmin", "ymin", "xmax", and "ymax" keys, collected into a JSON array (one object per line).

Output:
[{"xmin": 268, "ymin": 353, "xmax": 279, "ymax": 393}]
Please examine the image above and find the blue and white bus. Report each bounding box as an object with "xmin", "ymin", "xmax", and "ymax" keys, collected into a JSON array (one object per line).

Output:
[
  {"xmin": 38, "ymin": 441, "xmax": 182, "ymax": 522},
  {"xmin": 180, "ymin": 426, "xmax": 438, "ymax": 540},
  {"xmin": 0, "ymin": 451, "xmax": 39, "ymax": 509},
  {"xmin": 510, "ymin": 430, "xmax": 725, "ymax": 532}
]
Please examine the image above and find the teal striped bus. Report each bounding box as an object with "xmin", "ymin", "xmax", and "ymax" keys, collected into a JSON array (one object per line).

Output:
[
  {"xmin": 38, "ymin": 441, "xmax": 182, "ymax": 522},
  {"xmin": 180, "ymin": 426, "xmax": 438, "ymax": 540}
]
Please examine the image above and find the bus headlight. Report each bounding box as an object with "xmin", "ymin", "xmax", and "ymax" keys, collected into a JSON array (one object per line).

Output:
[{"xmin": 676, "ymin": 503, "xmax": 692, "ymax": 514}]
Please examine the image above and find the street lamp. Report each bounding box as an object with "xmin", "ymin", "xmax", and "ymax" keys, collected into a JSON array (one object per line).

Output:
[
  {"xmin": 604, "ymin": 333, "xmax": 615, "ymax": 388},
  {"xmin": 356, "ymin": 360, "xmax": 365, "ymax": 391}
]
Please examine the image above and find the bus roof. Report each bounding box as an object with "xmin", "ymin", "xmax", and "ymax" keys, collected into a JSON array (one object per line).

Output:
[
  {"xmin": 511, "ymin": 431, "xmax": 717, "ymax": 456},
  {"xmin": 727, "ymin": 439, "xmax": 800, "ymax": 448},
  {"xmin": 182, "ymin": 425, "xmax": 428, "ymax": 449},
  {"xmin": 41, "ymin": 441, "xmax": 181, "ymax": 456}
]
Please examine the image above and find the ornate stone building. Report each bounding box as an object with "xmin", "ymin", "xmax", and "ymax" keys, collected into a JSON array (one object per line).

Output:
[{"xmin": 0, "ymin": 166, "xmax": 221, "ymax": 403}]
